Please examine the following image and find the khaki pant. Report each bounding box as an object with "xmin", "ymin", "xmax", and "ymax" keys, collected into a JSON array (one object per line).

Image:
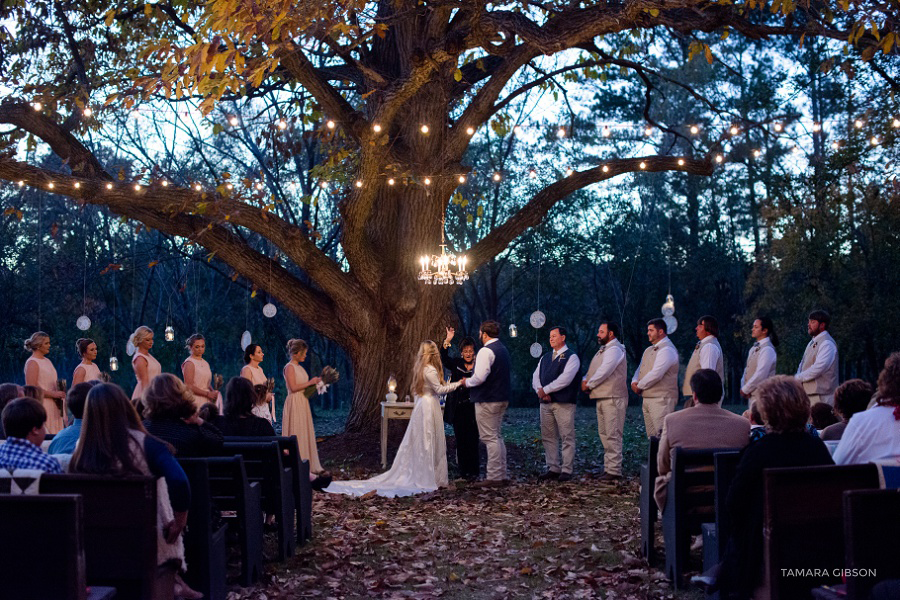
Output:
[
  {"xmin": 808, "ymin": 393, "xmax": 834, "ymax": 407},
  {"xmin": 595, "ymin": 396, "xmax": 628, "ymax": 476},
  {"xmin": 540, "ymin": 402, "xmax": 576, "ymax": 474},
  {"xmin": 475, "ymin": 401, "xmax": 508, "ymax": 481},
  {"xmin": 642, "ymin": 395, "xmax": 677, "ymax": 439}
]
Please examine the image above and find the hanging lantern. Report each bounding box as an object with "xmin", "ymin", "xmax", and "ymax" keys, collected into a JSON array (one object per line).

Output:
[
  {"xmin": 262, "ymin": 303, "xmax": 277, "ymax": 318},
  {"xmin": 508, "ymin": 324, "xmax": 518, "ymax": 338},
  {"xmin": 529, "ymin": 342, "xmax": 543, "ymax": 358},
  {"xmin": 109, "ymin": 355, "xmax": 119, "ymax": 371},
  {"xmin": 76, "ymin": 315, "xmax": 91, "ymax": 331},
  {"xmin": 240, "ymin": 330, "xmax": 252, "ymax": 351},
  {"xmin": 663, "ymin": 315, "xmax": 678, "ymax": 334},
  {"xmin": 164, "ymin": 325, "xmax": 175, "ymax": 341},
  {"xmin": 529, "ymin": 310, "xmax": 546, "ymax": 329},
  {"xmin": 661, "ymin": 294, "xmax": 675, "ymax": 317}
]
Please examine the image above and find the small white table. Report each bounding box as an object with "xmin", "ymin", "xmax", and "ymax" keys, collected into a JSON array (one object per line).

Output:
[{"xmin": 381, "ymin": 401, "xmax": 415, "ymax": 468}]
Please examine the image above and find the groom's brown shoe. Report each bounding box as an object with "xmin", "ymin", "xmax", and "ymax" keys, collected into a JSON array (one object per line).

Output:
[{"xmin": 473, "ymin": 478, "xmax": 507, "ymax": 488}]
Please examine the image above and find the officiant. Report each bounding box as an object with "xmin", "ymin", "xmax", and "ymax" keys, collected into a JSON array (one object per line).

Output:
[{"xmin": 441, "ymin": 327, "xmax": 480, "ymax": 481}]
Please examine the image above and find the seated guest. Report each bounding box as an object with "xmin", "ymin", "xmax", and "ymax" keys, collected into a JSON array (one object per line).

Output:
[
  {"xmin": 834, "ymin": 352, "xmax": 900, "ymax": 465},
  {"xmin": 142, "ymin": 374, "xmax": 223, "ymax": 457},
  {"xmin": 48, "ymin": 381, "xmax": 99, "ymax": 454},
  {"xmin": 71, "ymin": 383, "xmax": 202, "ymax": 600},
  {"xmin": 213, "ymin": 377, "xmax": 276, "ymax": 437},
  {"xmin": 0, "ymin": 398, "xmax": 63, "ymax": 473},
  {"xmin": 746, "ymin": 404, "xmax": 767, "ymax": 444},
  {"xmin": 197, "ymin": 402, "xmax": 219, "ymax": 422},
  {"xmin": 810, "ymin": 402, "xmax": 839, "ymax": 431},
  {"xmin": 694, "ymin": 376, "xmax": 833, "ymax": 598},
  {"xmin": 654, "ymin": 369, "xmax": 750, "ymax": 510},
  {"xmin": 821, "ymin": 379, "xmax": 874, "ymax": 441},
  {"xmin": 0, "ymin": 383, "xmax": 24, "ymax": 439}
]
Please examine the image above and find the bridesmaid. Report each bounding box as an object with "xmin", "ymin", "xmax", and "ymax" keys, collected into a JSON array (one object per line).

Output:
[
  {"xmin": 131, "ymin": 326, "xmax": 161, "ymax": 406},
  {"xmin": 72, "ymin": 338, "xmax": 102, "ymax": 385},
  {"xmin": 240, "ymin": 344, "xmax": 275, "ymax": 424},
  {"xmin": 282, "ymin": 339, "xmax": 324, "ymax": 474},
  {"xmin": 23, "ymin": 331, "xmax": 67, "ymax": 434},
  {"xmin": 181, "ymin": 334, "xmax": 220, "ymax": 411}
]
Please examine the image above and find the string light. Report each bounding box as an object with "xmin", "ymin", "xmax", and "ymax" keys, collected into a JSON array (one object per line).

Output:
[
  {"xmin": 832, "ymin": 141, "xmax": 840, "ymax": 149},
  {"xmin": 48, "ymin": 182, "xmax": 54, "ymax": 189},
  {"xmin": 17, "ymin": 180, "xmax": 24, "ymax": 187},
  {"xmin": 557, "ymin": 127, "xmax": 566, "ymax": 138},
  {"xmin": 513, "ymin": 125, "xmax": 522, "ymax": 135},
  {"xmin": 855, "ymin": 119, "xmax": 864, "ymax": 129},
  {"xmin": 753, "ymin": 149, "xmax": 761, "ymax": 157},
  {"xmin": 74, "ymin": 182, "xmax": 80, "ymax": 189},
  {"xmin": 355, "ymin": 180, "xmax": 363, "ymax": 188},
  {"xmin": 528, "ymin": 168, "xmax": 537, "ymax": 178},
  {"xmin": 229, "ymin": 116, "xmax": 239, "ymax": 126},
  {"xmin": 387, "ymin": 178, "xmax": 395, "ymax": 186},
  {"xmin": 161, "ymin": 180, "xmax": 169, "ymax": 187},
  {"xmin": 326, "ymin": 120, "xmax": 335, "ymax": 129},
  {"xmin": 423, "ymin": 177, "xmax": 432, "ymax": 185},
  {"xmin": 690, "ymin": 125, "xmax": 700, "ymax": 135},
  {"xmin": 83, "ymin": 107, "xmax": 92, "ymax": 117},
  {"xmin": 602, "ymin": 165, "xmax": 609, "ymax": 173},
  {"xmin": 226, "ymin": 183, "xmax": 233, "ymax": 190},
  {"xmin": 644, "ymin": 127, "xmax": 653, "ymax": 136},
  {"xmin": 458, "ymin": 175, "xmax": 466, "ymax": 183},
  {"xmin": 871, "ymin": 136, "xmax": 879, "ymax": 145},
  {"xmin": 565, "ymin": 168, "xmax": 574, "ymax": 177},
  {"xmin": 639, "ymin": 162, "xmax": 646, "ymax": 169},
  {"xmin": 677, "ymin": 159, "xmax": 685, "ymax": 166},
  {"xmin": 893, "ymin": 118, "xmax": 900, "ymax": 128},
  {"xmin": 602, "ymin": 126, "xmax": 611, "ymax": 137},
  {"xmin": 372, "ymin": 123, "xmax": 382, "ymax": 133},
  {"xmin": 106, "ymin": 183, "xmax": 113, "ymax": 189},
  {"xmin": 466, "ymin": 126, "xmax": 475, "ymax": 135},
  {"xmin": 773, "ymin": 123, "xmax": 783, "ymax": 132},
  {"xmin": 32, "ymin": 102, "xmax": 42, "ymax": 111},
  {"xmin": 729, "ymin": 126, "xmax": 739, "ymax": 135},
  {"xmin": 812, "ymin": 123, "xmax": 821, "ymax": 132},
  {"xmin": 715, "ymin": 154, "xmax": 724, "ymax": 163},
  {"xmin": 195, "ymin": 184, "xmax": 203, "ymax": 191},
  {"xmin": 134, "ymin": 184, "xmax": 141, "ymax": 191},
  {"xmin": 277, "ymin": 119, "xmax": 287, "ymax": 130},
  {"xmin": 255, "ymin": 182, "xmax": 263, "ymax": 190},
  {"xmin": 420, "ymin": 125, "xmax": 429, "ymax": 134},
  {"xmin": 492, "ymin": 172, "xmax": 501, "ymax": 182}
]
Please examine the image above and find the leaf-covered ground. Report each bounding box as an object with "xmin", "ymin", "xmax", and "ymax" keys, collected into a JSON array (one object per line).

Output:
[{"xmin": 227, "ymin": 406, "xmax": 708, "ymax": 599}]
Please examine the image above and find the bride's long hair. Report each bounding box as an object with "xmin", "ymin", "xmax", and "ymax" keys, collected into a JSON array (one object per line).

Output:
[{"xmin": 411, "ymin": 341, "xmax": 446, "ymax": 396}]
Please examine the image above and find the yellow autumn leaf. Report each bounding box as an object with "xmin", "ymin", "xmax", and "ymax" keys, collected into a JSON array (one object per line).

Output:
[
  {"xmin": 454, "ymin": 69, "xmax": 462, "ymax": 82},
  {"xmin": 104, "ymin": 9, "xmax": 116, "ymax": 26}
]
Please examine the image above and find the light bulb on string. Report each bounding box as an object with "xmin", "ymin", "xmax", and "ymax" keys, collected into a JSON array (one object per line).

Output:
[
  {"xmin": 753, "ymin": 149, "xmax": 761, "ymax": 158},
  {"xmin": 602, "ymin": 126, "xmax": 611, "ymax": 137},
  {"xmin": 690, "ymin": 125, "xmax": 699, "ymax": 135},
  {"xmin": 639, "ymin": 162, "xmax": 646, "ymax": 170},
  {"xmin": 83, "ymin": 107, "xmax": 92, "ymax": 117},
  {"xmin": 832, "ymin": 141, "xmax": 840, "ymax": 150},
  {"xmin": 32, "ymin": 102, "xmax": 42, "ymax": 111},
  {"xmin": 855, "ymin": 119, "xmax": 864, "ymax": 129},
  {"xmin": 812, "ymin": 123, "xmax": 821, "ymax": 132},
  {"xmin": 355, "ymin": 180, "xmax": 363, "ymax": 188},
  {"xmin": 644, "ymin": 126, "xmax": 653, "ymax": 136},
  {"xmin": 557, "ymin": 127, "xmax": 566, "ymax": 138},
  {"xmin": 773, "ymin": 123, "xmax": 783, "ymax": 132},
  {"xmin": 326, "ymin": 120, "xmax": 335, "ymax": 129},
  {"xmin": 602, "ymin": 165, "xmax": 609, "ymax": 173},
  {"xmin": 871, "ymin": 136, "xmax": 880, "ymax": 146},
  {"xmin": 466, "ymin": 126, "xmax": 475, "ymax": 135},
  {"xmin": 229, "ymin": 116, "xmax": 239, "ymax": 126},
  {"xmin": 565, "ymin": 168, "xmax": 574, "ymax": 177},
  {"xmin": 48, "ymin": 182, "xmax": 54, "ymax": 189},
  {"xmin": 423, "ymin": 177, "xmax": 432, "ymax": 186},
  {"xmin": 458, "ymin": 175, "xmax": 466, "ymax": 184},
  {"xmin": 74, "ymin": 182, "xmax": 80, "ymax": 189},
  {"xmin": 893, "ymin": 118, "xmax": 900, "ymax": 128},
  {"xmin": 105, "ymin": 183, "xmax": 113, "ymax": 189},
  {"xmin": 372, "ymin": 123, "xmax": 382, "ymax": 133},
  {"xmin": 677, "ymin": 159, "xmax": 685, "ymax": 166},
  {"xmin": 420, "ymin": 124, "xmax": 429, "ymax": 134},
  {"xmin": 387, "ymin": 178, "xmax": 395, "ymax": 186},
  {"xmin": 134, "ymin": 184, "xmax": 141, "ymax": 191},
  {"xmin": 528, "ymin": 168, "xmax": 537, "ymax": 179},
  {"xmin": 277, "ymin": 119, "xmax": 287, "ymax": 130},
  {"xmin": 226, "ymin": 183, "xmax": 233, "ymax": 190},
  {"xmin": 492, "ymin": 172, "xmax": 501, "ymax": 182},
  {"xmin": 161, "ymin": 180, "xmax": 169, "ymax": 187},
  {"xmin": 255, "ymin": 182, "xmax": 263, "ymax": 190},
  {"xmin": 513, "ymin": 125, "xmax": 522, "ymax": 135},
  {"xmin": 715, "ymin": 154, "xmax": 724, "ymax": 163},
  {"xmin": 17, "ymin": 181, "xmax": 24, "ymax": 187},
  {"xmin": 320, "ymin": 181, "xmax": 328, "ymax": 189},
  {"xmin": 195, "ymin": 184, "xmax": 203, "ymax": 191},
  {"xmin": 729, "ymin": 126, "xmax": 739, "ymax": 135}
]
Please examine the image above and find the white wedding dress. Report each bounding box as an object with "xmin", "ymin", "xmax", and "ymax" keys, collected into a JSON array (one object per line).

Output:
[{"xmin": 326, "ymin": 365, "xmax": 460, "ymax": 498}]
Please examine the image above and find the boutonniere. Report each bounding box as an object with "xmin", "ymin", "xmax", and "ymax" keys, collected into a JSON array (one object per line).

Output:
[
  {"xmin": 653, "ymin": 346, "xmax": 659, "ymax": 352},
  {"xmin": 812, "ymin": 341, "xmax": 818, "ymax": 349},
  {"xmin": 558, "ymin": 351, "xmax": 566, "ymax": 360}
]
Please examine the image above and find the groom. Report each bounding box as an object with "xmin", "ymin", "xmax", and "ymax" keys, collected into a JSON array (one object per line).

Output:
[{"xmin": 464, "ymin": 320, "xmax": 511, "ymax": 487}]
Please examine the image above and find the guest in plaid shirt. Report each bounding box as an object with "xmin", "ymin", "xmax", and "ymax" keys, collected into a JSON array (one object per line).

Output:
[{"xmin": 0, "ymin": 397, "xmax": 63, "ymax": 474}]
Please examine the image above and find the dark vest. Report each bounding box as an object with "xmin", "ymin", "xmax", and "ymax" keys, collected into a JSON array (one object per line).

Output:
[
  {"xmin": 539, "ymin": 350, "xmax": 580, "ymax": 404},
  {"xmin": 470, "ymin": 341, "xmax": 510, "ymax": 403}
]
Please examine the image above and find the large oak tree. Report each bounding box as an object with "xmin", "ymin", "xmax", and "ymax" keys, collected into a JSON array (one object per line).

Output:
[{"xmin": 0, "ymin": 0, "xmax": 895, "ymax": 431}]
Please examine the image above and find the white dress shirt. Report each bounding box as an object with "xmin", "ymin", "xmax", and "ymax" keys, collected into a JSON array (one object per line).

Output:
[
  {"xmin": 833, "ymin": 406, "xmax": 900, "ymax": 465},
  {"xmin": 584, "ymin": 342, "xmax": 626, "ymax": 389},
  {"xmin": 532, "ymin": 345, "xmax": 581, "ymax": 393},
  {"xmin": 741, "ymin": 337, "xmax": 777, "ymax": 395},
  {"xmin": 698, "ymin": 336, "xmax": 722, "ymax": 370},
  {"xmin": 632, "ymin": 337, "xmax": 679, "ymax": 390},
  {"xmin": 465, "ymin": 337, "xmax": 497, "ymax": 388},
  {"xmin": 795, "ymin": 331, "xmax": 837, "ymax": 382}
]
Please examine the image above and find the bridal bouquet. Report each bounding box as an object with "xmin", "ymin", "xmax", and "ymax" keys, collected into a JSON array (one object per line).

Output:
[{"xmin": 305, "ymin": 366, "xmax": 340, "ymax": 398}]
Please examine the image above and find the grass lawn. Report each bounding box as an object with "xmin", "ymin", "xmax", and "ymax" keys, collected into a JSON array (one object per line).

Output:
[{"xmin": 228, "ymin": 405, "xmax": 719, "ymax": 599}]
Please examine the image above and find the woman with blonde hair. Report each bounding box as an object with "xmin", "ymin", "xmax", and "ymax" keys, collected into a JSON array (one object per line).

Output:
[
  {"xmin": 23, "ymin": 331, "xmax": 67, "ymax": 434},
  {"xmin": 72, "ymin": 338, "xmax": 102, "ymax": 385},
  {"xmin": 327, "ymin": 340, "xmax": 463, "ymax": 497},
  {"xmin": 141, "ymin": 374, "xmax": 223, "ymax": 457},
  {"xmin": 130, "ymin": 326, "xmax": 161, "ymax": 406},
  {"xmin": 181, "ymin": 334, "xmax": 220, "ymax": 411},
  {"xmin": 282, "ymin": 339, "xmax": 324, "ymax": 472}
]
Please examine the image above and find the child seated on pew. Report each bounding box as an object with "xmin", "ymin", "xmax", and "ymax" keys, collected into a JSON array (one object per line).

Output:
[
  {"xmin": 0, "ymin": 397, "xmax": 63, "ymax": 473},
  {"xmin": 71, "ymin": 383, "xmax": 203, "ymax": 600}
]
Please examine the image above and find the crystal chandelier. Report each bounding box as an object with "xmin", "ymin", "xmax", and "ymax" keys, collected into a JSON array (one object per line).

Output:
[{"xmin": 418, "ymin": 228, "xmax": 469, "ymax": 285}]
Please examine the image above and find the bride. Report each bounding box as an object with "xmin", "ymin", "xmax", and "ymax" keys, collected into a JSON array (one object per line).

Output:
[{"xmin": 325, "ymin": 341, "xmax": 464, "ymax": 498}]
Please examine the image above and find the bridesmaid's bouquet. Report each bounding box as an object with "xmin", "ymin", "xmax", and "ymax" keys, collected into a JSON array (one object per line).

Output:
[
  {"xmin": 213, "ymin": 374, "xmax": 224, "ymax": 390},
  {"xmin": 305, "ymin": 366, "xmax": 340, "ymax": 398},
  {"xmin": 54, "ymin": 379, "xmax": 67, "ymax": 415},
  {"xmin": 99, "ymin": 372, "xmax": 111, "ymax": 383}
]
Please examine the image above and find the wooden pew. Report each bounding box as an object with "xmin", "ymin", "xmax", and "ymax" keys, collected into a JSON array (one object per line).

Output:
[
  {"xmin": 219, "ymin": 441, "xmax": 296, "ymax": 560},
  {"xmin": 701, "ymin": 450, "xmax": 742, "ymax": 579},
  {"xmin": 37, "ymin": 475, "xmax": 163, "ymax": 600},
  {"xmin": 639, "ymin": 436, "xmax": 660, "ymax": 564},
  {"xmin": 763, "ymin": 464, "xmax": 879, "ymax": 600},
  {"xmin": 0, "ymin": 494, "xmax": 99, "ymax": 600},
  {"xmin": 662, "ymin": 447, "xmax": 743, "ymax": 589},
  {"xmin": 224, "ymin": 435, "xmax": 313, "ymax": 544},
  {"xmin": 177, "ymin": 458, "xmax": 229, "ymax": 600},
  {"xmin": 203, "ymin": 455, "xmax": 264, "ymax": 586},
  {"xmin": 843, "ymin": 488, "xmax": 900, "ymax": 599}
]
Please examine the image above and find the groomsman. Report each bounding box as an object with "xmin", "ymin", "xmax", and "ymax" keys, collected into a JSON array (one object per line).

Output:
[
  {"xmin": 740, "ymin": 316, "xmax": 779, "ymax": 406},
  {"xmin": 795, "ymin": 310, "xmax": 839, "ymax": 406},
  {"xmin": 682, "ymin": 315, "xmax": 725, "ymax": 406},
  {"xmin": 632, "ymin": 318, "xmax": 680, "ymax": 438},
  {"xmin": 465, "ymin": 320, "xmax": 512, "ymax": 486},
  {"xmin": 533, "ymin": 327, "xmax": 581, "ymax": 482},
  {"xmin": 581, "ymin": 322, "xmax": 628, "ymax": 482}
]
